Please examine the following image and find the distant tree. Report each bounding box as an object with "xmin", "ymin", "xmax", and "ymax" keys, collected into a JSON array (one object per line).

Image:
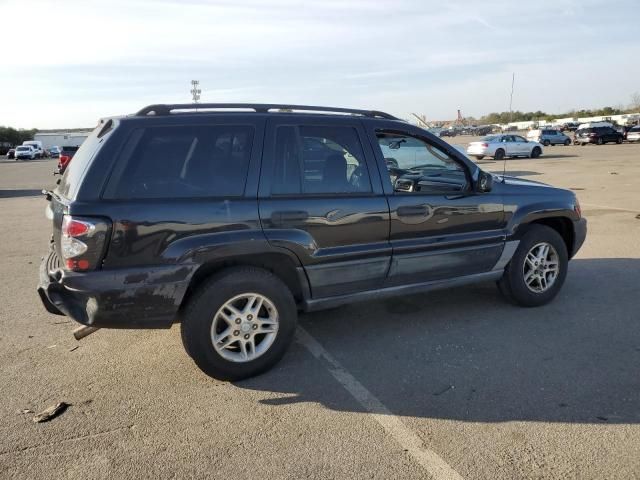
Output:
[{"xmin": 630, "ymin": 92, "xmax": 640, "ymax": 112}]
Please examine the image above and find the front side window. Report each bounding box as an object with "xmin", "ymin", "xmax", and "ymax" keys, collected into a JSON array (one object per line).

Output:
[
  {"xmin": 376, "ymin": 131, "xmax": 467, "ymax": 194},
  {"xmin": 105, "ymin": 125, "xmax": 253, "ymax": 199},
  {"xmin": 271, "ymin": 125, "xmax": 371, "ymax": 195}
]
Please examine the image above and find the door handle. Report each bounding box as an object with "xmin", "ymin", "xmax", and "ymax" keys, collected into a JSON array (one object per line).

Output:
[
  {"xmin": 272, "ymin": 211, "xmax": 309, "ymax": 224},
  {"xmin": 397, "ymin": 205, "xmax": 430, "ymax": 217}
]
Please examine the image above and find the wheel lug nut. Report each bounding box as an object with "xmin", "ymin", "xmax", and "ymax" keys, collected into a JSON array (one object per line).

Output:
[
  {"xmin": 244, "ymin": 334, "xmax": 250, "ymax": 340},
  {"xmin": 247, "ymin": 314, "xmax": 253, "ymax": 320},
  {"xmin": 252, "ymin": 324, "xmax": 258, "ymax": 330},
  {"xmin": 233, "ymin": 330, "xmax": 240, "ymax": 336},
  {"xmin": 235, "ymin": 318, "xmax": 241, "ymax": 324}
]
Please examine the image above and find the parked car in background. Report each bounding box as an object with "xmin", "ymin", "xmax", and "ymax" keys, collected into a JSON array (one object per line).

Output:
[
  {"xmin": 527, "ymin": 129, "xmax": 571, "ymax": 146},
  {"xmin": 561, "ymin": 122, "xmax": 580, "ymax": 132},
  {"xmin": 22, "ymin": 141, "xmax": 44, "ymax": 158},
  {"xmin": 7, "ymin": 148, "xmax": 16, "ymax": 159},
  {"xmin": 48, "ymin": 146, "xmax": 61, "ymax": 158},
  {"xmin": 37, "ymin": 103, "xmax": 585, "ymax": 380},
  {"xmin": 439, "ymin": 128, "xmax": 457, "ymax": 137},
  {"xmin": 626, "ymin": 125, "xmax": 640, "ymax": 142},
  {"xmin": 15, "ymin": 145, "xmax": 37, "ymax": 160},
  {"xmin": 57, "ymin": 145, "xmax": 80, "ymax": 174},
  {"xmin": 467, "ymin": 134, "xmax": 543, "ymax": 160},
  {"xmin": 574, "ymin": 126, "xmax": 623, "ymax": 145}
]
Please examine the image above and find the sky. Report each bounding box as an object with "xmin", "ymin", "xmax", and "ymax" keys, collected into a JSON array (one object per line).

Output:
[{"xmin": 1, "ymin": 0, "xmax": 639, "ymax": 129}]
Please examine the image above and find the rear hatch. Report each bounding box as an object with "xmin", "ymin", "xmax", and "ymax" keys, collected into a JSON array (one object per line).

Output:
[{"xmin": 47, "ymin": 119, "xmax": 116, "ymax": 271}]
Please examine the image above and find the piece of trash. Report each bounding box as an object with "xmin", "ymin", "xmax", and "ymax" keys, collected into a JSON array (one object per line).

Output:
[
  {"xmin": 636, "ymin": 214, "xmax": 640, "ymax": 220},
  {"xmin": 570, "ymin": 187, "xmax": 585, "ymax": 191},
  {"xmin": 47, "ymin": 345, "xmax": 57, "ymax": 349},
  {"xmin": 69, "ymin": 346, "xmax": 79, "ymax": 352},
  {"xmin": 52, "ymin": 321, "xmax": 71, "ymax": 325},
  {"xmin": 20, "ymin": 409, "xmax": 33, "ymax": 414},
  {"xmin": 433, "ymin": 385, "xmax": 454, "ymax": 396},
  {"xmin": 608, "ymin": 172, "xmax": 618, "ymax": 175},
  {"xmin": 33, "ymin": 402, "xmax": 69, "ymax": 423},
  {"xmin": 28, "ymin": 335, "xmax": 33, "ymax": 339}
]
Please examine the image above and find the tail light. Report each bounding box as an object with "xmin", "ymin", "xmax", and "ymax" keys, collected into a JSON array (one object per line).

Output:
[
  {"xmin": 480, "ymin": 143, "xmax": 488, "ymax": 147},
  {"xmin": 59, "ymin": 154, "xmax": 70, "ymax": 168},
  {"xmin": 61, "ymin": 215, "xmax": 110, "ymax": 272}
]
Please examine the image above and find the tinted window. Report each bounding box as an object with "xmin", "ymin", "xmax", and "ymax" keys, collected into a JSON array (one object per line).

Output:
[
  {"xmin": 271, "ymin": 125, "xmax": 371, "ymax": 195},
  {"xmin": 631, "ymin": 126, "xmax": 640, "ymax": 132},
  {"xmin": 105, "ymin": 125, "xmax": 253, "ymax": 199}
]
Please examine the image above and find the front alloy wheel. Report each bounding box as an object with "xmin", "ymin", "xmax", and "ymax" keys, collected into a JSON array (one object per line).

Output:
[{"xmin": 522, "ymin": 242, "xmax": 560, "ymax": 293}]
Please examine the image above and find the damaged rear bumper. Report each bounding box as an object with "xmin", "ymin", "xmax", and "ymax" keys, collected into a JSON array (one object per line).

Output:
[{"xmin": 37, "ymin": 251, "xmax": 196, "ymax": 328}]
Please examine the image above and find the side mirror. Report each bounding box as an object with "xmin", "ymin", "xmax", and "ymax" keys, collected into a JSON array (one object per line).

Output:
[{"xmin": 477, "ymin": 171, "xmax": 494, "ymax": 193}]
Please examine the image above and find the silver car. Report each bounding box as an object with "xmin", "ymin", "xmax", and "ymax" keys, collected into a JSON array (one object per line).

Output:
[
  {"xmin": 466, "ymin": 134, "xmax": 544, "ymax": 160},
  {"xmin": 627, "ymin": 126, "xmax": 640, "ymax": 142},
  {"xmin": 526, "ymin": 129, "xmax": 572, "ymax": 146}
]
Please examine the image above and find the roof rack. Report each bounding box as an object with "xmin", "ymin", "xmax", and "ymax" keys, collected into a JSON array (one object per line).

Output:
[{"xmin": 135, "ymin": 103, "xmax": 400, "ymax": 120}]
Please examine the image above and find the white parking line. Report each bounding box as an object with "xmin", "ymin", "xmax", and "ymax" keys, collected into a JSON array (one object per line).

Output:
[{"xmin": 297, "ymin": 327, "xmax": 464, "ymax": 480}]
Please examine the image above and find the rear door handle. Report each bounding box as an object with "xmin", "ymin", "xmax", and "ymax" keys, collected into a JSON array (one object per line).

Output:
[
  {"xmin": 397, "ymin": 205, "xmax": 430, "ymax": 217},
  {"xmin": 272, "ymin": 211, "xmax": 309, "ymax": 224}
]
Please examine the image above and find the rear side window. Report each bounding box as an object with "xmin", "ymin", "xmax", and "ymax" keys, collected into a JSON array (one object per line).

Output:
[
  {"xmin": 105, "ymin": 125, "xmax": 254, "ymax": 199},
  {"xmin": 271, "ymin": 125, "xmax": 371, "ymax": 195},
  {"xmin": 57, "ymin": 122, "xmax": 110, "ymax": 199}
]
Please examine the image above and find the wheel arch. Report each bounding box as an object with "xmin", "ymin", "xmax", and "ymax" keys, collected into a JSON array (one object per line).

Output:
[
  {"xmin": 515, "ymin": 216, "xmax": 575, "ymax": 257},
  {"xmin": 179, "ymin": 252, "xmax": 309, "ymax": 315}
]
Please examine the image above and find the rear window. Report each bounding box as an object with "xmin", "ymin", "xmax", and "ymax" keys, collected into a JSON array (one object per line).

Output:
[
  {"xmin": 61, "ymin": 146, "xmax": 79, "ymax": 152},
  {"xmin": 631, "ymin": 126, "xmax": 640, "ymax": 132},
  {"xmin": 104, "ymin": 124, "xmax": 254, "ymax": 199}
]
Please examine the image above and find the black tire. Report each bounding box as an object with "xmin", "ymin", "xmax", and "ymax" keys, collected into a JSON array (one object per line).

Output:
[
  {"xmin": 181, "ymin": 267, "xmax": 297, "ymax": 381},
  {"xmin": 497, "ymin": 225, "xmax": 568, "ymax": 307},
  {"xmin": 616, "ymin": 137, "xmax": 623, "ymax": 144},
  {"xmin": 494, "ymin": 149, "xmax": 505, "ymax": 160},
  {"xmin": 475, "ymin": 155, "xmax": 485, "ymax": 160},
  {"xmin": 543, "ymin": 139, "xmax": 550, "ymax": 146},
  {"xmin": 596, "ymin": 137, "xmax": 603, "ymax": 145},
  {"xmin": 564, "ymin": 139, "xmax": 571, "ymax": 146},
  {"xmin": 530, "ymin": 146, "xmax": 542, "ymax": 158}
]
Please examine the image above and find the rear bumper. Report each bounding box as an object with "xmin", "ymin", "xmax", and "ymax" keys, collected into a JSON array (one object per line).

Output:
[
  {"xmin": 37, "ymin": 251, "xmax": 197, "ymax": 328},
  {"xmin": 572, "ymin": 218, "xmax": 587, "ymax": 258}
]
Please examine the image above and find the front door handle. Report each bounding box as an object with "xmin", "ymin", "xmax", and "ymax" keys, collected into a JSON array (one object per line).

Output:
[{"xmin": 397, "ymin": 205, "xmax": 430, "ymax": 217}]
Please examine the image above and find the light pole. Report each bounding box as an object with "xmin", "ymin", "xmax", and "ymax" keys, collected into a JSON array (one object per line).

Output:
[{"xmin": 190, "ymin": 80, "xmax": 201, "ymax": 104}]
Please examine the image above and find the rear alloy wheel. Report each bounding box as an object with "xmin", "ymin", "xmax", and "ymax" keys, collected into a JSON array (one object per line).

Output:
[
  {"xmin": 494, "ymin": 149, "xmax": 505, "ymax": 160},
  {"xmin": 543, "ymin": 139, "xmax": 551, "ymax": 146},
  {"xmin": 564, "ymin": 139, "xmax": 571, "ymax": 146},
  {"xmin": 498, "ymin": 225, "xmax": 568, "ymax": 307},
  {"xmin": 181, "ymin": 267, "xmax": 297, "ymax": 380},
  {"xmin": 616, "ymin": 137, "xmax": 623, "ymax": 144},
  {"xmin": 530, "ymin": 147, "xmax": 542, "ymax": 158}
]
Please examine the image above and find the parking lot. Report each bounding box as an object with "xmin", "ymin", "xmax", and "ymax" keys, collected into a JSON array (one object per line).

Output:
[{"xmin": 1, "ymin": 140, "xmax": 639, "ymax": 479}]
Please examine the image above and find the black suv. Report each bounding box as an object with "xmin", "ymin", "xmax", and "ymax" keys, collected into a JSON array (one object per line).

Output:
[
  {"xmin": 575, "ymin": 126, "xmax": 623, "ymax": 145},
  {"xmin": 38, "ymin": 104, "xmax": 587, "ymax": 380}
]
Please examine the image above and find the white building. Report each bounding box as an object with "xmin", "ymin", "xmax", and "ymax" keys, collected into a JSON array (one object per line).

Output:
[{"xmin": 33, "ymin": 131, "xmax": 91, "ymax": 150}]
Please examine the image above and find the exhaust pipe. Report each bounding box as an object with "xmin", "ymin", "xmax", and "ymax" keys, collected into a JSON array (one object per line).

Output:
[{"xmin": 73, "ymin": 326, "xmax": 100, "ymax": 340}]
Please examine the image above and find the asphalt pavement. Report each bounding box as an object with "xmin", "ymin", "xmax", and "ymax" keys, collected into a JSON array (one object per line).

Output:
[{"xmin": 0, "ymin": 140, "xmax": 639, "ymax": 479}]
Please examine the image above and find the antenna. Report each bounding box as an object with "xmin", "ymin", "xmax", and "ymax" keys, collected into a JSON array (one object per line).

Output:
[
  {"xmin": 190, "ymin": 80, "xmax": 201, "ymax": 103},
  {"xmin": 504, "ymin": 73, "xmax": 515, "ymax": 182}
]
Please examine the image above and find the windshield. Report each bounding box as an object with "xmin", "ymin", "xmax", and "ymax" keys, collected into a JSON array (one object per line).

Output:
[{"xmin": 16, "ymin": 146, "xmax": 30, "ymax": 151}]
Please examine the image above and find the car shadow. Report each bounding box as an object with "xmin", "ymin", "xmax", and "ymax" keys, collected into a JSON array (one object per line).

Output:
[
  {"xmin": 0, "ymin": 189, "xmax": 44, "ymax": 198},
  {"xmin": 238, "ymin": 258, "xmax": 640, "ymax": 425}
]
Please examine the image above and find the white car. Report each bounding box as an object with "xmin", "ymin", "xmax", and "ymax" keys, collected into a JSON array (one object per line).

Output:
[
  {"xmin": 627, "ymin": 126, "xmax": 640, "ymax": 142},
  {"xmin": 22, "ymin": 140, "xmax": 44, "ymax": 158},
  {"xmin": 14, "ymin": 145, "xmax": 36, "ymax": 160},
  {"xmin": 466, "ymin": 134, "xmax": 543, "ymax": 160}
]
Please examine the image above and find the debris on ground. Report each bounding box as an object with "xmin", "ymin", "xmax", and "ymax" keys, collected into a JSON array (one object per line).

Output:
[
  {"xmin": 20, "ymin": 409, "xmax": 33, "ymax": 414},
  {"xmin": 69, "ymin": 346, "xmax": 79, "ymax": 352},
  {"xmin": 33, "ymin": 402, "xmax": 70, "ymax": 423},
  {"xmin": 609, "ymin": 172, "xmax": 618, "ymax": 175}
]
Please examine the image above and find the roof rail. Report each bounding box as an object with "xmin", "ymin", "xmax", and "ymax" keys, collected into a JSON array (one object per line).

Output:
[{"xmin": 135, "ymin": 103, "xmax": 400, "ymax": 120}]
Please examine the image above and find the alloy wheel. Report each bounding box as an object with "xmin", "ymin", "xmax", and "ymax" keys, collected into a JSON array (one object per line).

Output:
[
  {"xmin": 522, "ymin": 242, "xmax": 560, "ymax": 293},
  {"xmin": 210, "ymin": 293, "xmax": 279, "ymax": 362}
]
